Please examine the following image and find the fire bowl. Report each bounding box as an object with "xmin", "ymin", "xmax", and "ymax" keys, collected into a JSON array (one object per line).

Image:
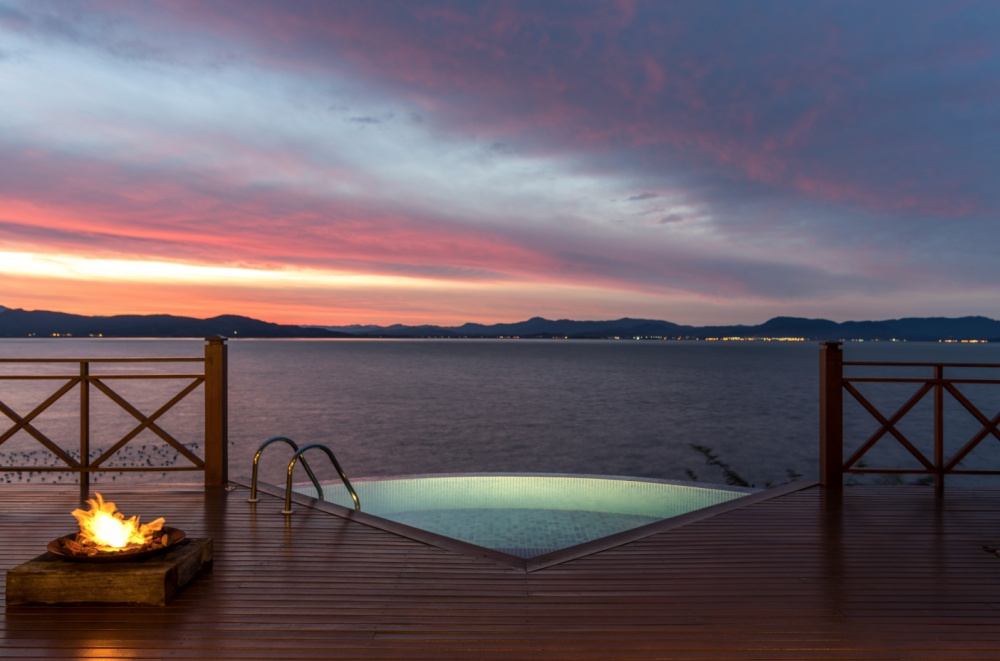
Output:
[{"xmin": 46, "ymin": 527, "xmax": 187, "ymax": 563}]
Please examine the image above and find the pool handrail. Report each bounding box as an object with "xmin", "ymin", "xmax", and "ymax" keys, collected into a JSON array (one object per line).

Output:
[
  {"xmin": 282, "ymin": 443, "xmax": 360, "ymax": 514},
  {"xmin": 248, "ymin": 435, "xmax": 323, "ymax": 503}
]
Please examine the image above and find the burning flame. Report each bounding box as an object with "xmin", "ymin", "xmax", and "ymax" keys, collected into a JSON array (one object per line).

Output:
[{"xmin": 71, "ymin": 493, "xmax": 165, "ymax": 552}]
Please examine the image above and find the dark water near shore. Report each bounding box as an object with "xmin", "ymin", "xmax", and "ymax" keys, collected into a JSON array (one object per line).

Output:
[{"xmin": 2, "ymin": 338, "xmax": 999, "ymax": 488}]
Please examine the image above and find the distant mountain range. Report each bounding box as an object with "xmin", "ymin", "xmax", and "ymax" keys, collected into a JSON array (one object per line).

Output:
[
  {"xmin": 0, "ymin": 306, "xmax": 351, "ymax": 338},
  {"xmin": 322, "ymin": 315, "xmax": 1000, "ymax": 341},
  {"xmin": 2, "ymin": 305, "xmax": 997, "ymax": 341}
]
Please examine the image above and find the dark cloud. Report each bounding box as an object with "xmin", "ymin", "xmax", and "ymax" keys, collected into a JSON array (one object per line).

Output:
[
  {"xmin": 347, "ymin": 112, "xmax": 395, "ymax": 125},
  {"xmin": 159, "ymin": 0, "xmax": 997, "ymax": 225}
]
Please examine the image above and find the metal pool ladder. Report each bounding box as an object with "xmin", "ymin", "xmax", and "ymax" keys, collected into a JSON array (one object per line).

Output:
[{"xmin": 248, "ymin": 436, "xmax": 361, "ymax": 514}]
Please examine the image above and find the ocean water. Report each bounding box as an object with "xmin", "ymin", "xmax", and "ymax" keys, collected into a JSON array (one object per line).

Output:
[{"xmin": 2, "ymin": 338, "xmax": 999, "ymax": 488}]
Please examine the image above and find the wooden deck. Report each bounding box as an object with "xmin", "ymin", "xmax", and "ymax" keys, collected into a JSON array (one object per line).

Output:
[{"xmin": 3, "ymin": 480, "xmax": 1000, "ymax": 660}]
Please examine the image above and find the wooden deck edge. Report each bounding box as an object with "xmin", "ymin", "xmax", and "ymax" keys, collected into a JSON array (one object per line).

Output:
[
  {"xmin": 525, "ymin": 479, "xmax": 820, "ymax": 571},
  {"xmin": 230, "ymin": 476, "xmax": 820, "ymax": 574}
]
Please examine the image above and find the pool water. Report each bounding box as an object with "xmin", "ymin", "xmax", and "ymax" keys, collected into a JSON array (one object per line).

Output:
[
  {"xmin": 295, "ymin": 474, "xmax": 754, "ymax": 558},
  {"xmin": 387, "ymin": 507, "xmax": 662, "ymax": 557}
]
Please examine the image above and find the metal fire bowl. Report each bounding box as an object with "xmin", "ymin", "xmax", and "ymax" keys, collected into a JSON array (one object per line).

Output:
[{"xmin": 46, "ymin": 527, "xmax": 187, "ymax": 563}]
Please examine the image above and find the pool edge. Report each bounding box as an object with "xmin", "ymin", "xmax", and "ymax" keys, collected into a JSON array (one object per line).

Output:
[{"xmin": 232, "ymin": 475, "xmax": 819, "ymax": 572}]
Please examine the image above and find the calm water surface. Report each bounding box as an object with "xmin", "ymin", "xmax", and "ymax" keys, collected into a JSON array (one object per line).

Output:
[{"xmin": 2, "ymin": 338, "xmax": 999, "ymax": 487}]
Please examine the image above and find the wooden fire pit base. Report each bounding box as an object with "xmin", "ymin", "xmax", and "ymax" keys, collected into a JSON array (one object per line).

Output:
[{"xmin": 5, "ymin": 538, "xmax": 213, "ymax": 606}]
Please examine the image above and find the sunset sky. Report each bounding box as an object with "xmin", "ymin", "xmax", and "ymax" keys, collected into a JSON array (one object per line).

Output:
[{"xmin": 1, "ymin": 1, "xmax": 998, "ymax": 326}]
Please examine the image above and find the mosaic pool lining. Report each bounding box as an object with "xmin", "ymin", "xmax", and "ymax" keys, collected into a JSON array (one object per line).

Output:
[{"xmin": 294, "ymin": 474, "xmax": 755, "ymax": 559}]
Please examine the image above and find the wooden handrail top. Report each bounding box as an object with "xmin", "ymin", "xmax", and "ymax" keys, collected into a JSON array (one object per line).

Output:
[
  {"xmin": 0, "ymin": 374, "xmax": 204, "ymax": 381},
  {"xmin": 0, "ymin": 373, "xmax": 206, "ymax": 380},
  {"xmin": 0, "ymin": 357, "xmax": 203, "ymax": 363},
  {"xmin": 844, "ymin": 360, "xmax": 1000, "ymax": 368}
]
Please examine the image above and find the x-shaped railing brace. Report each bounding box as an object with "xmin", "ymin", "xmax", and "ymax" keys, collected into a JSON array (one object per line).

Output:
[
  {"xmin": 0, "ymin": 378, "xmax": 82, "ymax": 467},
  {"xmin": 0, "ymin": 376, "xmax": 205, "ymax": 470},
  {"xmin": 843, "ymin": 380, "xmax": 1000, "ymax": 473}
]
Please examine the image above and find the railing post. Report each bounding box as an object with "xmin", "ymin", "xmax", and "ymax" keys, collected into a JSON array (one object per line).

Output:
[
  {"xmin": 934, "ymin": 364, "xmax": 945, "ymax": 495},
  {"xmin": 79, "ymin": 361, "xmax": 90, "ymax": 505},
  {"xmin": 204, "ymin": 337, "xmax": 228, "ymax": 486},
  {"xmin": 819, "ymin": 342, "xmax": 844, "ymax": 491}
]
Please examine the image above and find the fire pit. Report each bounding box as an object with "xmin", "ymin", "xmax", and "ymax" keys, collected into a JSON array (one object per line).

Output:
[
  {"xmin": 5, "ymin": 493, "xmax": 213, "ymax": 606},
  {"xmin": 45, "ymin": 493, "xmax": 187, "ymax": 563},
  {"xmin": 47, "ymin": 526, "xmax": 187, "ymax": 563}
]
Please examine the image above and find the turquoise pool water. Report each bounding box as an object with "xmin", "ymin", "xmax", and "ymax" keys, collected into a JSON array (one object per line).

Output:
[{"xmin": 295, "ymin": 474, "xmax": 754, "ymax": 558}]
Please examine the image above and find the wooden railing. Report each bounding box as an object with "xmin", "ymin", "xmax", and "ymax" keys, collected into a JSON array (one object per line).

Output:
[
  {"xmin": 820, "ymin": 341, "xmax": 1000, "ymax": 490},
  {"xmin": 0, "ymin": 337, "xmax": 228, "ymax": 499}
]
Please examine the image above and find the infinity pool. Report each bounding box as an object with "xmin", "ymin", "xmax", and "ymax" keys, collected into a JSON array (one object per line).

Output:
[{"xmin": 295, "ymin": 474, "xmax": 754, "ymax": 558}]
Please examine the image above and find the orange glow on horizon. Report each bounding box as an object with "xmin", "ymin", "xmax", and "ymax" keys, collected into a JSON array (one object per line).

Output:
[
  {"xmin": 9, "ymin": 246, "xmax": 955, "ymax": 329},
  {"xmin": 0, "ymin": 252, "xmax": 678, "ymax": 327}
]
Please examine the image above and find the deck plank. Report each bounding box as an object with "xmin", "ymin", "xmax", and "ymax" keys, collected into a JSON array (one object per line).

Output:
[{"xmin": 3, "ymin": 482, "xmax": 1000, "ymax": 660}]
